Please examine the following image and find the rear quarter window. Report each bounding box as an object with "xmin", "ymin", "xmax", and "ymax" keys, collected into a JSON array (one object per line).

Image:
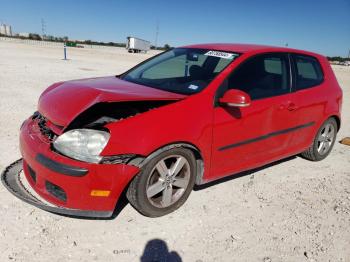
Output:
[{"xmin": 293, "ymin": 54, "xmax": 324, "ymax": 90}]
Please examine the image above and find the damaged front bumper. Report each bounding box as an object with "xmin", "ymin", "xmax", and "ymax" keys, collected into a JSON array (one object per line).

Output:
[
  {"xmin": 1, "ymin": 116, "xmax": 141, "ymax": 218},
  {"xmin": 1, "ymin": 159, "xmax": 113, "ymax": 218}
]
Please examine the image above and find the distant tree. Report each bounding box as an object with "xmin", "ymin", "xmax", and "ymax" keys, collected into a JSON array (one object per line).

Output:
[
  {"xmin": 46, "ymin": 35, "xmax": 54, "ymax": 41},
  {"xmin": 0, "ymin": 33, "xmax": 128, "ymax": 48},
  {"xmin": 164, "ymin": 44, "xmax": 171, "ymax": 50},
  {"xmin": 115, "ymin": 43, "xmax": 126, "ymax": 47},
  {"xmin": 28, "ymin": 33, "xmax": 42, "ymax": 40},
  {"xmin": 327, "ymin": 56, "xmax": 348, "ymax": 62}
]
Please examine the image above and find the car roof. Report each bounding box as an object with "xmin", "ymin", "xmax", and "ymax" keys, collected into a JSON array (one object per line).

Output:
[{"xmin": 181, "ymin": 43, "xmax": 322, "ymax": 57}]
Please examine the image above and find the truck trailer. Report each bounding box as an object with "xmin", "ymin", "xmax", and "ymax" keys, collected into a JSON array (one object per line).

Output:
[{"xmin": 126, "ymin": 36, "xmax": 151, "ymax": 53}]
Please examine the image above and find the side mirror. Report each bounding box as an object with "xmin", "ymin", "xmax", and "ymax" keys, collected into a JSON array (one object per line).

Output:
[{"xmin": 219, "ymin": 89, "xmax": 251, "ymax": 107}]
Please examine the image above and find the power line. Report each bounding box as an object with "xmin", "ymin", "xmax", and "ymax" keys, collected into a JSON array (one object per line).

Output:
[
  {"xmin": 155, "ymin": 20, "xmax": 159, "ymax": 49},
  {"xmin": 41, "ymin": 18, "xmax": 46, "ymax": 36}
]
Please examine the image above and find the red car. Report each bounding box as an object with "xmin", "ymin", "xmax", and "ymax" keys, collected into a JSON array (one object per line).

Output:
[{"xmin": 2, "ymin": 44, "xmax": 342, "ymax": 218}]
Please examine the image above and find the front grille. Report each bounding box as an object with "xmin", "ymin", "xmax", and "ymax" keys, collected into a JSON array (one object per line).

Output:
[
  {"xmin": 45, "ymin": 181, "xmax": 67, "ymax": 202},
  {"xmin": 27, "ymin": 164, "xmax": 36, "ymax": 183},
  {"xmin": 32, "ymin": 112, "xmax": 56, "ymax": 141}
]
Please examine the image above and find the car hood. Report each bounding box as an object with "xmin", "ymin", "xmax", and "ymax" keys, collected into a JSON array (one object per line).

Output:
[{"xmin": 38, "ymin": 76, "xmax": 186, "ymax": 127}]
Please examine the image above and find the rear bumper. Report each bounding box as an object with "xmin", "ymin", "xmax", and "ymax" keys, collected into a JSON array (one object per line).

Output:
[
  {"xmin": 1, "ymin": 159, "xmax": 113, "ymax": 218},
  {"xmin": 10, "ymin": 117, "xmax": 140, "ymax": 217}
]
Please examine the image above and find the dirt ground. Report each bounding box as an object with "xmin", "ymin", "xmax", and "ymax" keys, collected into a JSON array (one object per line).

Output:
[{"xmin": 0, "ymin": 41, "xmax": 349, "ymax": 262}]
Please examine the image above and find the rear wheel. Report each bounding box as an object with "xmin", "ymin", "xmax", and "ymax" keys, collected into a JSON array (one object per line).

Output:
[
  {"xmin": 301, "ymin": 118, "xmax": 337, "ymax": 161},
  {"xmin": 127, "ymin": 148, "xmax": 196, "ymax": 217}
]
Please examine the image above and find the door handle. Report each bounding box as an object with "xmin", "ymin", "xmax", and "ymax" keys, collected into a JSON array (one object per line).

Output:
[
  {"xmin": 287, "ymin": 102, "xmax": 298, "ymax": 111},
  {"xmin": 279, "ymin": 101, "xmax": 298, "ymax": 111}
]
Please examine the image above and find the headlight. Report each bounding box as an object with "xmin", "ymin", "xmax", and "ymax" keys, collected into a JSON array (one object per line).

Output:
[{"xmin": 53, "ymin": 129, "xmax": 110, "ymax": 163}]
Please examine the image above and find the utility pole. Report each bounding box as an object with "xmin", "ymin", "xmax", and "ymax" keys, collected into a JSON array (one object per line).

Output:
[
  {"xmin": 154, "ymin": 20, "xmax": 159, "ymax": 49},
  {"xmin": 41, "ymin": 18, "xmax": 46, "ymax": 37}
]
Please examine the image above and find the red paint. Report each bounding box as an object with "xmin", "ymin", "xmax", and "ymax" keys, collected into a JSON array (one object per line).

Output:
[
  {"xmin": 20, "ymin": 44, "xmax": 342, "ymax": 214},
  {"xmin": 38, "ymin": 76, "xmax": 186, "ymax": 127},
  {"xmin": 20, "ymin": 119, "xmax": 139, "ymax": 211}
]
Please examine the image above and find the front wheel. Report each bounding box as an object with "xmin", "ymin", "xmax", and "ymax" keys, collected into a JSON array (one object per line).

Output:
[
  {"xmin": 301, "ymin": 118, "xmax": 338, "ymax": 161},
  {"xmin": 127, "ymin": 148, "xmax": 196, "ymax": 217}
]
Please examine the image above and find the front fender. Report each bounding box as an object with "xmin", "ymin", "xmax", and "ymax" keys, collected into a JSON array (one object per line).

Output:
[{"xmin": 101, "ymin": 93, "xmax": 213, "ymax": 180}]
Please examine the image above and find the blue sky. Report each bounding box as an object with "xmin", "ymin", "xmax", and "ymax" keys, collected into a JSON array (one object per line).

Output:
[{"xmin": 0, "ymin": 0, "xmax": 349, "ymax": 56}]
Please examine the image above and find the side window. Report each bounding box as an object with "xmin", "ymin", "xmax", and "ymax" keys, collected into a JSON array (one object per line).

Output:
[
  {"xmin": 264, "ymin": 57, "xmax": 283, "ymax": 74},
  {"xmin": 293, "ymin": 55, "xmax": 323, "ymax": 90},
  {"xmin": 227, "ymin": 54, "xmax": 290, "ymax": 100}
]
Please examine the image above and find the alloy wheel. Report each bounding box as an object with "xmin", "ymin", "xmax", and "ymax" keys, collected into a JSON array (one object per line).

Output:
[
  {"xmin": 146, "ymin": 155, "xmax": 191, "ymax": 208},
  {"xmin": 317, "ymin": 123, "xmax": 335, "ymax": 155}
]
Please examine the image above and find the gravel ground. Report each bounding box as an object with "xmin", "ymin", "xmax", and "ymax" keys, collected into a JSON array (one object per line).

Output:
[{"xmin": 0, "ymin": 41, "xmax": 349, "ymax": 262}]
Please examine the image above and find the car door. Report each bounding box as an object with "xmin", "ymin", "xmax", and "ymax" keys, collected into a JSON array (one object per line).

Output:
[
  {"xmin": 287, "ymin": 54, "xmax": 327, "ymax": 151},
  {"xmin": 209, "ymin": 53, "xmax": 300, "ymax": 180}
]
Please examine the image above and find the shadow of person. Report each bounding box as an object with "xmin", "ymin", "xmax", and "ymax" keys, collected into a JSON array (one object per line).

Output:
[{"xmin": 140, "ymin": 239, "xmax": 182, "ymax": 262}]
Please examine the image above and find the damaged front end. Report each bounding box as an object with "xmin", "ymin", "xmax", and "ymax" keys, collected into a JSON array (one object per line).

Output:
[
  {"xmin": 3, "ymin": 76, "xmax": 190, "ymax": 217},
  {"xmin": 1, "ymin": 159, "xmax": 114, "ymax": 218},
  {"xmin": 66, "ymin": 100, "xmax": 175, "ymax": 130},
  {"xmin": 6, "ymin": 99, "xmax": 181, "ymax": 216},
  {"xmin": 34, "ymin": 100, "xmax": 178, "ymax": 166}
]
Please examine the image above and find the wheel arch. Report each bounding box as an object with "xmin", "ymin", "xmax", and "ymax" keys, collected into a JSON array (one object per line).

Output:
[
  {"xmin": 310, "ymin": 114, "xmax": 341, "ymax": 145},
  {"xmin": 329, "ymin": 115, "xmax": 341, "ymax": 131},
  {"xmin": 136, "ymin": 142, "xmax": 205, "ymax": 185}
]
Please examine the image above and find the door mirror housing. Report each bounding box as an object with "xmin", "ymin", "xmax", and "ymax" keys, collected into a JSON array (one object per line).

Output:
[{"xmin": 219, "ymin": 89, "xmax": 251, "ymax": 107}]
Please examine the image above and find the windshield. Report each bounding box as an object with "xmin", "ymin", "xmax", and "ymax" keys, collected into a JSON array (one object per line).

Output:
[{"xmin": 121, "ymin": 48, "xmax": 239, "ymax": 95}]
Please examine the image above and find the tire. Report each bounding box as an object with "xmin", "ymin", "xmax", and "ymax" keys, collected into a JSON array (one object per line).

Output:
[
  {"xmin": 126, "ymin": 148, "xmax": 196, "ymax": 217},
  {"xmin": 301, "ymin": 118, "xmax": 337, "ymax": 161}
]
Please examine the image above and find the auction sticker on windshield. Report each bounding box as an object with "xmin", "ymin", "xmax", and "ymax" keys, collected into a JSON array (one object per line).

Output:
[
  {"xmin": 188, "ymin": 84, "xmax": 199, "ymax": 90},
  {"xmin": 204, "ymin": 50, "xmax": 236, "ymax": 59}
]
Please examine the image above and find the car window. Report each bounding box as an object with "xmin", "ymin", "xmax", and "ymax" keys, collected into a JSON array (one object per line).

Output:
[
  {"xmin": 142, "ymin": 54, "xmax": 206, "ymax": 79},
  {"xmin": 293, "ymin": 54, "xmax": 323, "ymax": 90},
  {"xmin": 226, "ymin": 53, "xmax": 290, "ymax": 100},
  {"xmin": 264, "ymin": 57, "xmax": 282, "ymax": 74},
  {"xmin": 122, "ymin": 48, "xmax": 239, "ymax": 95},
  {"xmin": 214, "ymin": 58, "xmax": 232, "ymax": 73}
]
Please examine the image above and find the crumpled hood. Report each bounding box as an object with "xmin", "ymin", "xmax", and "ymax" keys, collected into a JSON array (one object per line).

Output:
[{"xmin": 38, "ymin": 76, "xmax": 186, "ymax": 127}]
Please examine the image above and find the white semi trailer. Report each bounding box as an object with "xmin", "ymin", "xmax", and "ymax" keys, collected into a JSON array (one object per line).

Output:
[{"xmin": 126, "ymin": 37, "xmax": 151, "ymax": 53}]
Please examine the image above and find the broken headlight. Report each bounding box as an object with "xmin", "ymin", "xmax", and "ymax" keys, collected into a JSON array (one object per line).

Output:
[{"xmin": 53, "ymin": 129, "xmax": 110, "ymax": 163}]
